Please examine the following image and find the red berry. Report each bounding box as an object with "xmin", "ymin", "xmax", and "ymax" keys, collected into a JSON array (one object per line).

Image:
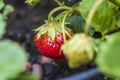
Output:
[
  {"xmin": 34, "ymin": 32, "xmax": 69, "ymax": 59},
  {"xmin": 34, "ymin": 22, "xmax": 72, "ymax": 60}
]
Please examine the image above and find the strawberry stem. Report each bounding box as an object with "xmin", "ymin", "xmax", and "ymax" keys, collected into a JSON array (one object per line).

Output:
[
  {"xmin": 64, "ymin": 30, "xmax": 72, "ymax": 38},
  {"xmin": 62, "ymin": 10, "xmax": 73, "ymax": 42},
  {"xmin": 48, "ymin": 6, "xmax": 72, "ymax": 22},
  {"xmin": 54, "ymin": 0, "xmax": 64, "ymax": 6},
  {"xmin": 84, "ymin": 0, "xmax": 103, "ymax": 36}
]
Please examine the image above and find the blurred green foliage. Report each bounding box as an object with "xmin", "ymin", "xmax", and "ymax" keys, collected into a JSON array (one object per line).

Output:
[{"xmin": 0, "ymin": 0, "xmax": 38, "ymax": 80}]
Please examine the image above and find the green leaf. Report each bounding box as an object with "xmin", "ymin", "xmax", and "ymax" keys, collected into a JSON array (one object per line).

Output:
[
  {"xmin": 96, "ymin": 32, "xmax": 120, "ymax": 77},
  {"xmin": 66, "ymin": 15, "xmax": 85, "ymax": 33},
  {"xmin": 48, "ymin": 27, "xmax": 56, "ymax": 41},
  {"xmin": 0, "ymin": 14, "xmax": 6, "ymax": 38},
  {"xmin": 3, "ymin": 4, "xmax": 14, "ymax": 19},
  {"xmin": 25, "ymin": 0, "xmax": 40, "ymax": 6},
  {"xmin": 114, "ymin": 10, "xmax": 120, "ymax": 27},
  {"xmin": 0, "ymin": 40, "xmax": 28, "ymax": 80},
  {"xmin": 0, "ymin": 0, "xmax": 5, "ymax": 10},
  {"xmin": 14, "ymin": 73, "xmax": 39, "ymax": 80},
  {"xmin": 109, "ymin": 0, "xmax": 120, "ymax": 7},
  {"xmin": 79, "ymin": 0, "xmax": 116, "ymax": 32}
]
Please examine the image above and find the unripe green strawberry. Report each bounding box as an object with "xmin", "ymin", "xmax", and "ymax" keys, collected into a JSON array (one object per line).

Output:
[{"xmin": 62, "ymin": 33, "xmax": 95, "ymax": 68}]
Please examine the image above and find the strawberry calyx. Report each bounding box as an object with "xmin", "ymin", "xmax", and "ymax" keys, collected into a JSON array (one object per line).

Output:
[{"xmin": 34, "ymin": 22, "xmax": 73, "ymax": 41}]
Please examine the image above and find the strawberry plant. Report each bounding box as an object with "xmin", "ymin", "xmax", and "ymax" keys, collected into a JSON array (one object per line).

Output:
[{"xmin": 5, "ymin": 0, "xmax": 120, "ymax": 79}]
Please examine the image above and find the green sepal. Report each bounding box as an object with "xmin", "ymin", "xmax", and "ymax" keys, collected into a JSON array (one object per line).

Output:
[
  {"xmin": 37, "ymin": 27, "xmax": 48, "ymax": 39},
  {"xmin": 35, "ymin": 22, "xmax": 72, "ymax": 41},
  {"xmin": 34, "ymin": 25, "xmax": 44, "ymax": 32},
  {"xmin": 44, "ymin": 20, "xmax": 48, "ymax": 23},
  {"xmin": 48, "ymin": 27, "xmax": 56, "ymax": 41},
  {"xmin": 55, "ymin": 24, "xmax": 63, "ymax": 32}
]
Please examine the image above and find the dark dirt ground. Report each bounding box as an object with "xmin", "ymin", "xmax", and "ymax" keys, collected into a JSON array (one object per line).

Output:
[{"xmin": 2, "ymin": 0, "xmax": 113, "ymax": 80}]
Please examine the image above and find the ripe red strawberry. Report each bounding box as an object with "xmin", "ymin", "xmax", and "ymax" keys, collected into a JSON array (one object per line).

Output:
[{"xmin": 34, "ymin": 22, "xmax": 72, "ymax": 60}]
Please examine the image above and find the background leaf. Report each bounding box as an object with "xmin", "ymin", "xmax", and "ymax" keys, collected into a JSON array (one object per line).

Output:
[
  {"xmin": 0, "ymin": 14, "xmax": 6, "ymax": 38},
  {"xmin": 14, "ymin": 73, "xmax": 39, "ymax": 80},
  {"xmin": 0, "ymin": 40, "xmax": 28, "ymax": 80},
  {"xmin": 66, "ymin": 15, "xmax": 85, "ymax": 33},
  {"xmin": 0, "ymin": 0, "xmax": 5, "ymax": 10},
  {"xmin": 114, "ymin": 10, "xmax": 120, "ymax": 27},
  {"xmin": 96, "ymin": 32, "xmax": 120, "ymax": 77},
  {"xmin": 109, "ymin": 0, "xmax": 120, "ymax": 7},
  {"xmin": 79, "ymin": 0, "xmax": 116, "ymax": 32},
  {"xmin": 3, "ymin": 4, "xmax": 14, "ymax": 19}
]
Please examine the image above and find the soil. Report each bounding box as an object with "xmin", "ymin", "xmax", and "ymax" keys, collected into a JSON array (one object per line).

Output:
[{"xmin": 3, "ymin": 0, "xmax": 113, "ymax": 80}]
